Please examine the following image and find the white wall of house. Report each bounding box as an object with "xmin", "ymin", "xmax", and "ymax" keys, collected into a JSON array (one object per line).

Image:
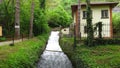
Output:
[{"xmin": 74, "ymin": 5, "xmax": 111, "ymax": 38}]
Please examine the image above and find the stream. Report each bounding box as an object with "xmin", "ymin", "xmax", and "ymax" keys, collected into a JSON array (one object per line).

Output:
[{"xmin": 37, "ymin": 31, "xmax": 72, "ymax": 68}]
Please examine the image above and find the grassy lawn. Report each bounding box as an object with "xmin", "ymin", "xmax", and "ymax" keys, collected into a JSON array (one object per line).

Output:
[
  {"xmin": 0, "ymin": 34, "xmax": 49, "ymax": 68},
  {"xmin": 60, "ymin": 37, "xmax": 120, "ymax": 68}
]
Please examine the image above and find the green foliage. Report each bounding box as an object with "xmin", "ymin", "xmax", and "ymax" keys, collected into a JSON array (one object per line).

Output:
[
  {"xmin": 93, "ymin": 38, "xmax": 120, "ymax": 45},
  {"xmin": 0, "ymin": 0, "xmax": 15, "ymax": 36},
  {"xmin": 0, "ymin": 34, "xmax": 49, "ymax": 68},
  {"xmin": 33, "ymin": 9, "xmax": 50, "ymax": 36},
  {"xmin": 86, "ymin": 0, "xmax": 94, "ymax": 46},
  {"xmin": 47, "ymin": 6, "xmax": 72, "ymax": 28},
  {"xmin": 112, "ymin": 13, "xmax": 120, "ymax": 34},
  {"xmin": 0, "ymin": 0, "xmax": 50, "ymax": 37},
  {"xmin": 61, "ymin": 0, "xmax": 78, "ymax": 14},
  {"xmin": 21, "ymin": 0, "xmax": 50, "ymax": 36},
  {"xmin": 60, "ymin": 37, "xmax": 120, "ymax": 68},
  {"xmin": 39, "ymin": 0, "xmax": 46, "ymax": 9},
  {"xmin": 46, "ymin": 0, "xmax": 72, "ymax": 28},
  {"xmin": 60, "ymin": 37, "xmax": 89, "ymax": 68},
  {"xmin": 0, "ymin": 0, "xmax": 119, "ymax": 37},
  {"xmin": 20, "ymin": 0, "xmax": 31, "ymax": 34}
]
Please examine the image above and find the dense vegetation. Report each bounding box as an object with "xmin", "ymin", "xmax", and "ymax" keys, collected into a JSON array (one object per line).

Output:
[
  {"xmin": 0, "ymin": 0, "xmax": 120, "ymax": 68},
  {"xmin": 113, "ymin": 12, "xmax": 120, "ymax": 36},
  {"xmin": 0, "ymin": 34, "xmax": 49, "ymax": 68},
  {"xmin": 46, "ymin": 0, "xmax": 73, "ymax": 28},
  {"xmin": 0, "ymin": 0, "xmax": 119, "ymax": 37},
  {"xmin": 60, "ymin": 37, "xmax": 120, "ymax": 68},
  {"xmin": 47, "ymin": 6, "xmax": 72, "ymax": 28},
  {"xmin": 0, "ymin": 0, "xmax": 49, "ymax": 38}
]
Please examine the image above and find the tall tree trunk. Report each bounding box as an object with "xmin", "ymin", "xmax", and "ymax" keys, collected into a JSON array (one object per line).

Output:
[
  {"xmin": 77, "ymin": 0, "xmax": 81, "ymax": 39},
  {"xmin": 15, "ymin": 0, "xmax": 20, "ymax": 39},
  {"xmin": 29, "ymin": 1, "xmax": 34, "ymax": 38}
]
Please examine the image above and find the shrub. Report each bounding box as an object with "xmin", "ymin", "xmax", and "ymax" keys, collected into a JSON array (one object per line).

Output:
[{"xmin": 84, "ymin": 38, "xmax": 120, "ymax": 46}]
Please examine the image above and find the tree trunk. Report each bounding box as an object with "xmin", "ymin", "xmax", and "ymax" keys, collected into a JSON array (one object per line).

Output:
[
  {"xmin": 77, "ymin": 0, "xmax": 81, "ymax": 39},
  {"xmin": 15, "ymin": 0, "xmax": 20, "ymax": 39},
  {"xmin": 29, "ymin": 1, "xmax": 34, "ymax": 38}
]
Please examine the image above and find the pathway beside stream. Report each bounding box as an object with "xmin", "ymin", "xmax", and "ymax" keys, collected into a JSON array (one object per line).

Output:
[
  {"xmin": 37, "ymin": 31, "xmax": 72, "ymax": 68},
  {"xmin": 0, "ymin": 38, "xmax": 27, "ymax": 46}
]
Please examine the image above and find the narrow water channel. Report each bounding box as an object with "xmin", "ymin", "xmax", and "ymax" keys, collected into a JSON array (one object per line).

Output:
[{"xmin": 37, "ymin": 31, "xmax": 72, "ymax": 68}]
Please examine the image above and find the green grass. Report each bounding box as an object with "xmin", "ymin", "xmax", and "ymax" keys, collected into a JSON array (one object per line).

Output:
[
  {"xmin": 0, "ymin": 34, "xmax": 49, "ymax": 68},
  {"xmin": 60, "ymin": 37, "xmax": 120, "ymax": 68}
]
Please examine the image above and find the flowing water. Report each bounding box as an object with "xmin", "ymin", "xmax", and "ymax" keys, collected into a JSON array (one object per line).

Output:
[{"xmin": 37, "ymin": 31, "xmax": 72, "ymax": 68}]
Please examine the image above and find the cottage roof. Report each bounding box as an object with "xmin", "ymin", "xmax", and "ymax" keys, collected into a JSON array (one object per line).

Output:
[
  {"xmin": 72, "ymin": 2, "xmax": 118, "ymax": 7},
  {"xmin": 71, "ymin": 2, "xmax": 118, "ymax": 16}
]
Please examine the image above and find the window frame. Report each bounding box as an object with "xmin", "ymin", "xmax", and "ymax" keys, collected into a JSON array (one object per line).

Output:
[
  {"xmin": 83, "ymin": 11, "xmax": 87, "ymax": 19},
  {"xmin": 101, "ymin": 10, "xmax": 109, "ymax": 19},
  {"xmin": 82, "ymin": 10, "xmax": 92, "ymax": 19}
]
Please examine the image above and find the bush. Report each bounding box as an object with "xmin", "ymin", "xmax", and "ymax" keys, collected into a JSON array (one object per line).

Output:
[
  {"xmin": 96, "ymin": 38, "xmax": 120, "ymax": 45},
  {"xmin": 84, "ymin": 38, "xmax": 120, "ymax": 46}
]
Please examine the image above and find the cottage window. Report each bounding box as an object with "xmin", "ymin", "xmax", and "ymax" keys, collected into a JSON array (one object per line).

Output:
[
  {"xmin": 83, "ymin": 11, "xmax": 92, "ymax": 19},
  {"xmin": 101, "ymin": 10, "xmax": 109, "ymax": 18}
]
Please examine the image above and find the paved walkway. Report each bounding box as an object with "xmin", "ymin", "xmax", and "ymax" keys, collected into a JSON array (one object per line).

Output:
[
  {"xmin": 0, "ymin": 38, "xmax": 27, "ymax": 46},
  {"xmin": 37, "ymin": 31, "xmax": 72, "ymax": 68}
]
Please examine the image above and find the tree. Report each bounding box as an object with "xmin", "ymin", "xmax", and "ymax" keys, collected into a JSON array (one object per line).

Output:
[
  {"xmin": 0, "ymin": 0, "xmax": 50, "ymax": 38},
  {"xmin": 15, "ymin": 0, "xmax": 20, "ymax": 39},
  {"xmin": 29, "ymin": 0, "xmax": 35, "ymax": 38},
  {"xmin": 78, "ymin": 0, "xmax": 81, "ymax": 38},
  {"xmin": 0, "ymin": 0, "xmax": 15, "ymax": 36},
  {"xmin": 47, "ymin": 6, "xmax": 71, "ymax": 28},
  {"xmin": 86, "ymin": 0, "xmax": 94, "ymax": 46},
  {"xmin": 33, "ymin": 0, "xmax": 50, "ymax": 36},
  {"xmin": 46, "ymin": 0, "xmax": 72, "ymax": 28}
]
